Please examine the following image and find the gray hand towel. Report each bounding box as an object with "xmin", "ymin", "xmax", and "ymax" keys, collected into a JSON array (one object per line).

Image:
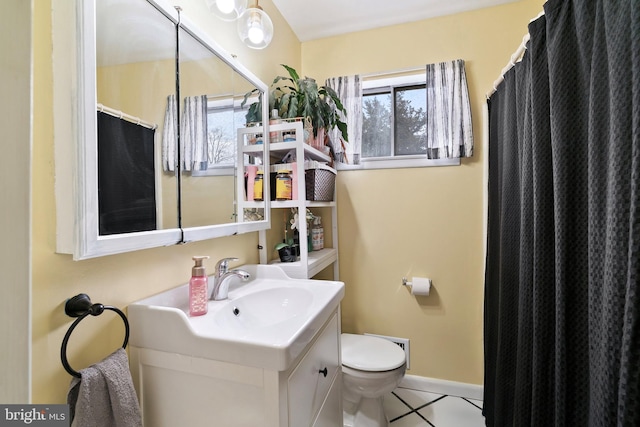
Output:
[{"xmin": 67, "ymin": 348, "xmax": 142, "ymax": 427}]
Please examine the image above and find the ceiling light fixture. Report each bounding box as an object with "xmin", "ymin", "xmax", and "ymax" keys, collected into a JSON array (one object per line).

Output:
[
  {"xmin": 237, "ymin": 0, "xmax": 273, "ymax": 49},
  {"xmin": 206, "ymin": 0, "xmax": 247, "ymax": 21}
]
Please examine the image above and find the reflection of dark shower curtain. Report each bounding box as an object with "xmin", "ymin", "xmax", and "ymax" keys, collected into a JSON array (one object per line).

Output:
[
  {"xmin": 484, "ymin": 0, "xmax": 639, "ymax": 426},
  {"xmin": 97, "ymin": 112, "xmax": 156, "ymax": 235}
]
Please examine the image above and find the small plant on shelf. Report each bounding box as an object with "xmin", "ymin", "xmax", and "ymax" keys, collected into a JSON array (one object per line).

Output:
[
  {"xmin": 274, "ymin": 209, "xmax": 297, "ymax": 262},
  {"xmin": 274, "ymin": 208, "xmax": 315, "ymax": 262}
]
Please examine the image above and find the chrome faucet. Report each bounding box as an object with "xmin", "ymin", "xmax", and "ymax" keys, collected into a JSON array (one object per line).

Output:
[{"xmin": 210, "ymin": 257, "xmax": 250, "ymax": 301}]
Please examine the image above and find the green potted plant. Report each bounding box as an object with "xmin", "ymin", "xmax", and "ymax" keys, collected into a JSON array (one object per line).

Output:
[
  {"xmin": 243, "ymin": 64, "xmax": 349, "ymax": 143},
  {"xmin": 274, "ymin": 208, "xmax": 315, "ymax": 262},
  {"xmin": 274, "ymin": 209, "xmax": 300, "ymax": 262},
  {"xmin": 275, "ymin": 241, "xmax": 297, "ymax": 262}
]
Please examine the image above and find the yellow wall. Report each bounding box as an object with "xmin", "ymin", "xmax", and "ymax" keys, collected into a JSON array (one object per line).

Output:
[
  {"xmin": 302, "ymin": 0, "xmax": 543, "ymax": 384},
  {"xmin": 1, "ymin": 0, "xmax": 31, "ymax": 403},
  {"xmin": 31, "ymin": 0, "xmax": 299, "ymax": 403}
]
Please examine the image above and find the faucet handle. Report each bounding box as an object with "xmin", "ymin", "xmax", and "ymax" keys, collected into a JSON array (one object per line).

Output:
[{"xmin": 215, "ymin": 257, "xmax": 239, "ymax": 275}]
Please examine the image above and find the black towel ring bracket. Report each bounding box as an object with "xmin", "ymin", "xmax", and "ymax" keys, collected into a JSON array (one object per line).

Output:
[{"xmin": 60, "ymin": 293, "xmax": 130, "ymax": 378}]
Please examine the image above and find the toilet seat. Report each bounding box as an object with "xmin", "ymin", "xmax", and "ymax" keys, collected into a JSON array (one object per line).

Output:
[{"xmin": 341, "ymin": 333, "xmax": 406, "ymax": 372}]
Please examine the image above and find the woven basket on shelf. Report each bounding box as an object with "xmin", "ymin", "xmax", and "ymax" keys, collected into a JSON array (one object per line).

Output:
[{"xmin": 305, "ymin": 162, "xmax": 336, "ymax": 202}]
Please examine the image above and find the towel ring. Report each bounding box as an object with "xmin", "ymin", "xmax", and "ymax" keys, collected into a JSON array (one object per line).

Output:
[{"xmin": 60, "ymin": 294, "xmax": 130, "ymax": 378}]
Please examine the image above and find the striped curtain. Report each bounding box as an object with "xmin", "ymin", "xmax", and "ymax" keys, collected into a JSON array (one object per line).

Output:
[
  {"xmin": 180, "ymin": 95, "xmax": 208, "ymax": 171},
  {"xmin": 425, "ymin": 60, "xmax": 473, "ymax": 159},
  {"xmin": 325, "ymin": 75, "xmax": 362, "ymax": 165},
  {"xmin": 162, "ymin": 94, "xmax": 178, "ymax": 172}
]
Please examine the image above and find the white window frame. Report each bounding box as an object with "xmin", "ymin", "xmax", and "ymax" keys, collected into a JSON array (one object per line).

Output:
[{"xmin": 338, "ymin": 72, "xmax": 460, "ymax": 171}]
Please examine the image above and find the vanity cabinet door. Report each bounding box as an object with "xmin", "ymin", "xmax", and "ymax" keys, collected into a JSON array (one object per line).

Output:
[
  {"xmin": 288, "ymin": 313, "xmax": 340, "ymax": 426},
  {"xmin": 312, "ymin": 372, "xmax": 343, "ymax": 427}
]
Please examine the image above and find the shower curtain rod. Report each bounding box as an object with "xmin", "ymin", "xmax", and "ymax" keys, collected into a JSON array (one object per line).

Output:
[
  {"xmin": 97, "ymin": 103, "xmax": 157, "ymax": 130},
  {"xmin": 486, "ymin": 10, "xmax": 545, "ymax": 98}
]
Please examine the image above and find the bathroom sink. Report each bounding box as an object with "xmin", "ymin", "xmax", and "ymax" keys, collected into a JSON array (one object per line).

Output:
[
  {"xmin": 128, "ymin": 264, "xmax": 344, "ymax": 371},
  {"xmin": 213, "ymin": 287, "xmax": 314, "ymax": 330}
]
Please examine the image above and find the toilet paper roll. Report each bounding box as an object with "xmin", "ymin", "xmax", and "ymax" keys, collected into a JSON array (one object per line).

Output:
[{"xmin": 410, "ymin": 277, "xmax": 431, "ymax": 296}]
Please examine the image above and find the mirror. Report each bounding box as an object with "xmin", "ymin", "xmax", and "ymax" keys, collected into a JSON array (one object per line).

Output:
[
  {"xmin": 177, "ymin": 24, "xmax": 266, "ymax": 229},
  {"xmin": 177, "ymin": 14, "xmax": 269, "ymax": 244},
  {"xmin": 95, "ymin": 0, "xmax": 179, "ymax": 235},
  {"xmin": 61, "ymin": 0, "xmax": 269, "ymax": 259}
]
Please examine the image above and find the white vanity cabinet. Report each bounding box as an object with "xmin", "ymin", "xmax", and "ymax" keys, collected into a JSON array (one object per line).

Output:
[{"xmin": 129, "ymin": 310, "xmax": 342, "ymax": 427}]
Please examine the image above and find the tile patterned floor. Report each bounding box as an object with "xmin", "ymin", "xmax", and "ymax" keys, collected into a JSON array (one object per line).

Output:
[{"xmin": 383, "ymin": 387, "xmax": 485, "ymax": 426}]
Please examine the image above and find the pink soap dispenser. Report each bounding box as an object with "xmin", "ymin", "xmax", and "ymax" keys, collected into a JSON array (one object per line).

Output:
[{"xmin": 189, "ymin": 256, "xmax": 210, "ymax": 316}]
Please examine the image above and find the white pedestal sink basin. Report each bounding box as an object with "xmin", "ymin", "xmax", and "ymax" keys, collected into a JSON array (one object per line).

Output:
[
  {"xmin": 128, "ymin": 264, "xmax": 344, "ymax": 371},
  {"xmin": 213, "ymin": 287, "xmax": 314, "ymax": 330}
]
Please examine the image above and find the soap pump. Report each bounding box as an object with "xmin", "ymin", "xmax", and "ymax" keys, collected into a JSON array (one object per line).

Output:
[{"xmin": 189, "ymin": 256, "xmax": 210, "ymax": 317}]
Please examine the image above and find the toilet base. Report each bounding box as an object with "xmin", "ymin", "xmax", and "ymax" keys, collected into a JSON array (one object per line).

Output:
[{"xmin": 343, "ymin": 395, "xmax": 389, "ymax": 427}]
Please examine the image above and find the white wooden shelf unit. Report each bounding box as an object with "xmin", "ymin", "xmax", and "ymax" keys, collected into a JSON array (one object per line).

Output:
[{"xmin": 240, "ymin": 121, "xmax": 339, "ymax": 280}]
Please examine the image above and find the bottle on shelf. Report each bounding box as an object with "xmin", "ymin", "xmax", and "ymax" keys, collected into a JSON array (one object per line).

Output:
[
  {"xmin": 253, "ymin": 170, "xmax": 264, "ymax": 201},
  {"xmin": 275, "ymin": 170, "xmax": 292, "ymax": 201},
  {"xmin": 283, "ymin": 130, "xmax": 296, "ymax": 142},
  {"xmin": 269, "ymin": 109, "xmax": 282, "ymax": 143},
  {"xmin": 312, "ymin": 216, "xmax": 324, "ymax": 251}
]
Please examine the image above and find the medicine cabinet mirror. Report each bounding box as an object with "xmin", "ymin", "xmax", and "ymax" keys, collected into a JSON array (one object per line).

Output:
[
  {"xmin": 56, "ymin": 0, "xmax": 269, "ymax": 259},
  {"xmin": 176, "ymin": 19, "xmax": 269, "ymax": 243}
]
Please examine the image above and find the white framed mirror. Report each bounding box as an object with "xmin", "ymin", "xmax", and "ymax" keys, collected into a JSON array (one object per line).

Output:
[{"xmin": 54, "ymin": 0, "xmax": 269, "ymax": 260}]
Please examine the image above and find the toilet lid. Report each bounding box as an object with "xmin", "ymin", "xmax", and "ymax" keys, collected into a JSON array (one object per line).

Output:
[{"xmin": 341, "ymin": 334, "xmax": 406, "ymax": 371}]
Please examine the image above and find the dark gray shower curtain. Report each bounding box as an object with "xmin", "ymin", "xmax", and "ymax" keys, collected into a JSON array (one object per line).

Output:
[
  {"xmin": 484, "ymin": 0, "xmax": 639, "ymax": 426},
  {"xmin": 97, "ymin": 112, "xmax": 157, "ymax": 235}
]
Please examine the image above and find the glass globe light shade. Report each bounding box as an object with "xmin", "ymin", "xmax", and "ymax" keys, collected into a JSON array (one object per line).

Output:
[
  {"xmin": 237, "ymin": 6, "xmax": 273, "ymax": 49},
  {"xmin": 206, "ymin": 0, "xmax": 247, "ymax": 21}
]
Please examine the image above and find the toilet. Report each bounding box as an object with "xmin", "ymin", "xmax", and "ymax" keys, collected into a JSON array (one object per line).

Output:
[{"xmin": 341, "ymin": 334, "xmax": 407, "ymax": 427}]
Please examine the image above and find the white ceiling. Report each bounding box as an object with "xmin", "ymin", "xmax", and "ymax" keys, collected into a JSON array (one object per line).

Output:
[{"xmin": 271, "ymin": 0, "xmax": 520, "ymax": 42}]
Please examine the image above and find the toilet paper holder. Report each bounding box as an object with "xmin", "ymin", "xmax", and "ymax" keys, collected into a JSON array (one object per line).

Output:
[
  {"xmin": 402, "ymin": 277, "xmax": 424, "ymax": 287},
  {"xmin": 401, "ymin": 276, "xmax": 432, "ymax": 296}
]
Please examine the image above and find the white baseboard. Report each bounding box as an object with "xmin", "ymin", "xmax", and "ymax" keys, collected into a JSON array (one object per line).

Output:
[{"xmin": 399, "ymin": 375, "xmax": 484, "ymax": 401}]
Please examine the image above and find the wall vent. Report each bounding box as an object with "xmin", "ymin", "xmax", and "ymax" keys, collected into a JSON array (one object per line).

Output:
[{"xmin": 364, "ymin": 333, "xmax": 410, "ymax": 370}]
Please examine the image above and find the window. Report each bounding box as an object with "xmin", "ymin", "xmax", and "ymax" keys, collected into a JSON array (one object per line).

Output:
[
  {"xmin": 351, "ymin": 73, "xmax": 459, "ymax": 170},
  {"xmin": 363, "ymin": 84, "xmax": 427, "ymax": 157}
]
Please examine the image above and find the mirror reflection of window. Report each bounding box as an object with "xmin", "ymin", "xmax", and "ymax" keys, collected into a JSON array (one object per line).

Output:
[{"xmin": 205, "ymin": 97, "xmax": 249, "ymax": 168}]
